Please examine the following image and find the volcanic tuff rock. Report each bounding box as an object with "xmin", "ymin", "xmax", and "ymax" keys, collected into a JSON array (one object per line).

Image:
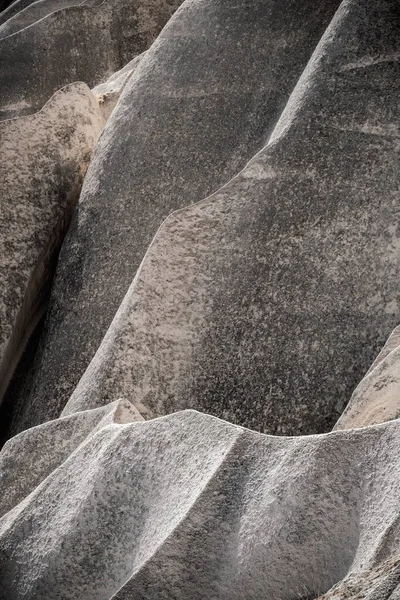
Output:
[
  {"xmin": 0, "ymin": 82, "xmax": 104, "ymax": 413},
  {"xmin": 91, "ymin": 53, "xmax": 145, "ymax": 122},
  {"xmin": 0, "ymin": 0, "xmax": 100, "ymax": 41},
  {"xmin": 2, "ymin": 385, "xmax": 400, "ymax": 599},
  {"xmin": 8, "ymin": 0, "xmax": 344, "ymax": 435},
  {"xmin": 334, "ymin": 326, "xmax": 400, "ymax": 431},
  {"xmin": 60, "ymin": 0, "xmax": 400, "ymax": 436},
  {"xmin": 1, "ymin": 0, "xmax": 400, "ymax": 598},
  {"xmin": 0, "ymin": 0, "xmax": 183, "ymax": 120}
]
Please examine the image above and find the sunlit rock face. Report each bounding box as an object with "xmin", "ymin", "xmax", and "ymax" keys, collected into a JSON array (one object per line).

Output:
[
  {"xmin": 1, "ymin": 0, "xmax": 400, "ymax": 598},
  {"xmin": 2, "ymin": 383, "xmax": 400, "ymax": 600},
  {"xmin": 62, "ymin": 0, "xmax": 399, "ymax": 436},
  {"xmin": 0, "ymin": 83, "xmax": 104, "ymax": 409},
  {"xmin": 6, "ymin": 0, "xmax": 343, "ymax": 435}
]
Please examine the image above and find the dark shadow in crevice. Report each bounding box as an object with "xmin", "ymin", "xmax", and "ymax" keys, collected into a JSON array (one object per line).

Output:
[{"xmin": 0, "ymin": 313, "xmax": 46, "ymax": 448}]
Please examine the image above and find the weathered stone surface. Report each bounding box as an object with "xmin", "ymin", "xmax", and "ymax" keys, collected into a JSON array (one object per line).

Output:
[
  {"xmin": 0, "ymin": 0, "xmax": 100, "ymax": 41},
  {"xmin": 0, "ymin": 82, "xmax": 104, "ymax": 411},
  {"xmin": 0, "ymin": 0, "xmax": 183, "ymax": 120},
  {"xmin": 0, "ymin": 0, "xmax": 18, "ymax": 19},
  {"xmin": 61, "ymin": 0, "xmax": 400, "ymax": 435},
  {"xmin": 0, "ymin": 0, "xmax": 92, "ymax": 40},
  {"xmin": 11, "ymin": 0, "xmax": 343, "ymax": 435},
  {"xmin": 1, "ymin": 1, "xmax": 400, "ymax": 596},
  {"xmin": 92, "ymin": 53, "xmax": 144, "ymax": 121},
  {"xmin": 334, "ymin": 326, "xmax": 400, "ymax": 431},
  {"xmin": 0, "ymin": 0, "xmax": 46, "ymax": 26},
  {"xmin": 1, "ymin": 399, "xmax": 400, "ymax": 599}
]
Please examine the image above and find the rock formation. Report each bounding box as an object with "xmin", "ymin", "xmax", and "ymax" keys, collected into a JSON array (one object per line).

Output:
[
  {"xmin": 7, "ymin": 0, "xmax": 343, "ymax": 434},
  {"xmin": 0, "ymin": 83, "xmax": 104, "ymax": 410},
  {"xmin": 0, "ymin": 0, "xmax": 183, "ymax": 119},
  {"xmin": 2, "ymin": 390, "xmax": 400, "ymax": 599},
  {"xmin": 64, "ymin": 0, "xmax": 400, "ymax": 436},
  {"xmin": 1, "ymin": 0, "xmax": 400, "ymax": 598},
  {"xmin": 91, "ymin": 53, "xmax": 145, "ymax": 122}
]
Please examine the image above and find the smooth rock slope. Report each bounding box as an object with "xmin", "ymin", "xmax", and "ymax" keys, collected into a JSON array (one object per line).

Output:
[
  {"xmin": 2, "ymin": 397, "xmax": 400, "ymax": 599},
  {"xmin": 1, "ymin": 1, "xmax": 400, "ymax": 598},
  {"xmin": 61, "ymin": 0, "xmax": 400, "ymax": 435},
  {"xmin": 10, "ymin": 0, "xmax": 343, "ymax": 434}
]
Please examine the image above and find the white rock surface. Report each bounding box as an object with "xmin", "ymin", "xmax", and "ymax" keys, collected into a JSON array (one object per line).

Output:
[
  {"xmin": 2, "ymin": 396, "xmax": 400, "ymax": 599},
  {"xmin": 0, "ymin": 82, "xmax": 104, "ymax": 407},
  {"xmin": 335, "ymin": 326, "xmax": 400, "ymax": 430}
]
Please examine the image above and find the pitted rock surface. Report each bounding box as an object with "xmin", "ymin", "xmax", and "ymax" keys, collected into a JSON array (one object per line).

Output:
[
  {"xmin": 1, "ymin": 1, "xmax": 400, "ymax": 598},
  {"xmin": 0, "ymin": 82, "xmax": 104, "ymax": 411},
  {"xmin": 62, "ymin": 0, "xmax": 400, "ymax": 435},
  {"xmin": 2, "ymin": 401, "xmax": 400, "ymax": 599},
  {"xmin": 10, "ymin": 0, "xmax": 343, "ymax": 435}
]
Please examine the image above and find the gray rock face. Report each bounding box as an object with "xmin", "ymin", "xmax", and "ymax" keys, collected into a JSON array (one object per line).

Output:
[
  {"xmin": 60, "ymin": 0, "xmax": 400, "ymax": 436},
  {"xmin": 0, "ymin": 83, "xmax": 104, "ymax": 410},
  {"xmin": 1, "ymin": 0, "xmax": 400, "ymax": 597},
  {"xmin": 0, "ymin": 0, "xmax": 98, "ymax": 41},
  {"xmin": 11, "ymin": 0, "xmax": 343, "ymax": 435},
  {"xmin": 0, "ymin": 0, "xmax": 45, "ymax": 26},
  {"xmin": 0, "ymin": 0, "xmax": 183, "ymax": 120},
  {"xmin": 2, "ymin": 398, "xmax": 400, "ymax": 599}
]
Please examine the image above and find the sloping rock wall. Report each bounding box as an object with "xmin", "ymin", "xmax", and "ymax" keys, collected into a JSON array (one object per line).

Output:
[
  {"xmin": 9, "ymin": 0, "xmax": 344, "ymax": 435},
  {"xmin": 1, "ymin": 0, "xmax": 400, "ymax": 598},
  {"xmin": 61, "ymin": 0, "xmax": 400, "ymax": 435},
  {"xmin": 0, "ymin": 83, "xmax": 104, "ymax": 410},
  {"xmin": 0, "ymin": 0, "xmax": 183, "ymax": 120},
  {"xmin": 2, "ymin": 396, "xmax": 400, "ymax": 599}
]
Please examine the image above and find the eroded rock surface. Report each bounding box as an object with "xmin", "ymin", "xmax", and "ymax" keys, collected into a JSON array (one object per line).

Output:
[
  {"xmin": 0, "ymin": 0, "xmax": 183, "ymax": 120},
  {"xmin": 335, "ymin": 326, "xmax": 400, "ymax": 431},
  {"xmin": 11, "ymin": 0, "xmax": 343, "ymax": 435},
  {"xmin": 0, "ymin": 0, "xmax": 100, "ymax": 41},
  {"xmin": 2, "ymin": 398, "xmax": 400, "ymax": 599},
  {"xmin": 0, "ymin": 82, "xmax": 104, "ymax": 410},
  {"xmin": 61, "ymin": 0, "xmax": 400, "ymax": 436},
  {"xmin": 91, "ymin": 53, "xmax": 145, "ymax": 121},
  {"xmin": 1, "ymin": 0, "xmax": 400, "ymax": 598}
]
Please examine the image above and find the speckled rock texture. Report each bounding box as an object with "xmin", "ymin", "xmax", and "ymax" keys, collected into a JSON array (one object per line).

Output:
[
  {"xmin": 0, "ymin": 83, "xmax": 104, "ymax": 408},
  {"xmin": 0, "ymin": 0, "xmax": 100, "ymax": 41},
  {"xmin": 0, "ymin": 0, "xmax": 183, "ymax": 120},
  {"xmin": 0, "ymin": 0, "xmax": 52, "ymax": 23},
  {"xmin": 0, "ymin": 0, "xmax": 54, "ymax": 26},
  {"xmin": 91, "ymin": 53, "xmax": 145, "ymax": 121},
  {"xmin": 9, "ymin": 0, "xmax": 344, "ymax": 435},
  {"xmin": 2, "ymin": 398, "xmax": 400, "ymax": 600},
  {"xmin": 58, "ymin": 0, "xmax": 400, "ymax": 436},
  {"xmin": 1, "ymin": 0, "xmax": 400, "ymax": 597},
  {"xmin": 334, "ymin": 326, "xmax": 400, "ymax": 431}
]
